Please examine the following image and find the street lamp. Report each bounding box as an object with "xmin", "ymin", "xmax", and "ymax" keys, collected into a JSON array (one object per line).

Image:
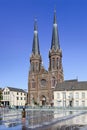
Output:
[
  {"xmin": 65, "ymin": 90, "xmax": 66, "ymax": 108},
  {"xmin": 62, "ymin": 91, "xmax": 64, "ymax": 108},
  {"xmin": 63, "ymin": 89, "xmax": 66, "ymax": 109}
]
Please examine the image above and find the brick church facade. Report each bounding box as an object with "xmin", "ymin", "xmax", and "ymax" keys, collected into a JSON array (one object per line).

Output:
[{"xmin": 28, "ymin": 11, "xmax": 64, "ymax": 106}]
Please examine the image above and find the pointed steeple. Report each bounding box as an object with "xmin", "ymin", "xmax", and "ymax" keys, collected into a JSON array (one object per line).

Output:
[
  {"xmin": 51, "ymin": 10, "xmax": 60, "ymax": 50},
  {"xmin": 53, "ymin": 10, "xmax": 57, "ymax": 24},
  {"xmin": 32, "ymin": 19, "xmax": 40, "ymax": 55}
]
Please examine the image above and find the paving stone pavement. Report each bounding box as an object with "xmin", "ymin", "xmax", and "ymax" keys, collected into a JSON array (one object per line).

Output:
[{"xmin": 0, "ymin": 108, "xmax": 87, "ymax": 130}]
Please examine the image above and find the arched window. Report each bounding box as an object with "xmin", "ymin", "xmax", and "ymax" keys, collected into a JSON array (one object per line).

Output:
[
  {"xmin": 56, "ymin": 58, "xmax": 59, "ymax": 69},
  {"xmin": 59, "ymin": 59, "xmax": 61, "ymax": 69},
  {"xmin": 52, "ymin": 58, "xmax": 55, "ymax": 69},
  {"xmin": 31, "ymin": 62, "xmax": 34, "ymax": 72},
  {"xmin": 32, "ymin": 79, "xmax": 36, "ymax": 88},
  {"xmin": 32, "ymin": 63, "xmax": 34, "ymax": 72},
  {"xmin": 51, "ymin": 77, "xmax": 56, "ymax": 88},
  {"xmin": 36, "ymin": 62, "xmax": 38, "ymax": 71},
  {"xmin": 40, "ymin": 79, "xmax": 46, "ymax": 87}
]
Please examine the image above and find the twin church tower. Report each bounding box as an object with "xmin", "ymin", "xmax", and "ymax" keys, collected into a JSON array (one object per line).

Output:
[{"xmin": 28, "ymin": 11, "xmax": 64, "ymax": 106}]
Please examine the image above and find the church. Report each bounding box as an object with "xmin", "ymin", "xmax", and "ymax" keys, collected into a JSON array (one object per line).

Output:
[{"xmin": 28, "ymin": 11, "xmax": 64, "ymax": 106}]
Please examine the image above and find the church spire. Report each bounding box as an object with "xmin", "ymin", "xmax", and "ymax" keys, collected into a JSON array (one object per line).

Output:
[
  {"xmin": 32, "ymin": 19, "xmax": 40, "ymax": 55},
  {"xmin": 51, "ymin": 10, "xmax": 60, "ymax": 50}
]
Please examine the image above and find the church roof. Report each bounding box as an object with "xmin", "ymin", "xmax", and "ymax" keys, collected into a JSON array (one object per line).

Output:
[
  {"xmin": 32, "ymin": 19, "xmax": 40, "ymax": 55},
  {"xmin": 51, "ymin": 10, "xmax": 60, "ymax": 50},
  {"xmin": 55, "ymin": 80, "xmax": 87, "ymax": 91}
]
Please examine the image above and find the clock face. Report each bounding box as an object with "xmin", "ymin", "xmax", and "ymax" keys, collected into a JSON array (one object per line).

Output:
[{"xmin": 41, "ymin": 79, "xmax": 46, "ymax": 86}]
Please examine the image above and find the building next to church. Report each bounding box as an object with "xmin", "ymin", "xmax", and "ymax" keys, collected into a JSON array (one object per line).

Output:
[
  {"xmin": 28, "ymin": 11, "xmax": 64, "ymax": 106},
  {"xmin": 54, "ymin": 79, "xmax": 87, "ymax": 107},
  {"xmin": 0, "ymin": 88, "xmax": 3, "ymax": 106},
  {"xmin": 2, "ymin": 87, "xmax": 27, "ymax": 108}
]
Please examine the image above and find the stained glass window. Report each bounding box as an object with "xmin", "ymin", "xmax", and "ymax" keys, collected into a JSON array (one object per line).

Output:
[{"xmin": 41, "ymin": 79, "xmax": 46, "ymax": 87}]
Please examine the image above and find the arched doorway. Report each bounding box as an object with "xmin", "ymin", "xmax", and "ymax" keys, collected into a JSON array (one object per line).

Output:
[{"xmin": 41, "ymin": 95, "xmax": 46, "ymax": 106}]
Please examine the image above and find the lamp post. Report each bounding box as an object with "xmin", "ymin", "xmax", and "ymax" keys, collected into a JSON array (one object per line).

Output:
[
  {"xmin": 65, "ymin": 89, "xmax": 66, "ymax": 108},
  {"xmin": 63, "ymin": 89, "xmax": 66, "ymax": 109},
  {"xmin": 13, "ymin": 94, "xmax": 14, "ymax": 107},
  {"xmin": 62, "ymin": 91, "xmax": 64, "ymax": 108}
]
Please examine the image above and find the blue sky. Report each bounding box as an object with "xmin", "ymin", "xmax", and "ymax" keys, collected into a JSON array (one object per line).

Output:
[{"xmin": 0, "ymin": 0, "xmax": 87, "ymax": 90}]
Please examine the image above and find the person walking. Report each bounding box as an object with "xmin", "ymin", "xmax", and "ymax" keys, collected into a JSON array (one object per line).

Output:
[{"xmin": 22, "ymin": 108, "xmax": 26, "ymax": 122}]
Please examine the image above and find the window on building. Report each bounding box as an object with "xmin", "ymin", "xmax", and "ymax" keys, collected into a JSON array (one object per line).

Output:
[
  {"xmin": 8, "ymin": 91, "xmax": 10, "ymax": 94},
  {"xmin": 32, "ymin": 79, "xmax": 36, "ymax": 88},
  {"xmin": 21, "ymin": 97, "xmax": 22, "ymax": 100},
  {"xmin": 51, "ymin": 77, "xmax": 56, "ymax": 88},
  {"xmin": 17, "ymin": 97, "xmax": 19, "ymax": 100},
  {"xmin": 56, "ymin": 58, "xmax": 59, "ymax": 69},
  {"xmin": 59, "ymin": 59, "xmax": 61, "ymax": 69},
  {"xmin": 62, "ymin": 92, "xmax": 66, "ymax": 99},
  {"xmin": 69, "ymin": 92, "xmax": 73, "ymax": 97},
  {"xmin": 24, "ymin": 97, "xmax": 26, "ymax": 100},
  {"xmin": 31, "ymin": 62, "xmax": 34, "ymax": 72},
  {"xmin": 82, "ymin": 101, "xmax": 85, "ymax": 107},
  {"xmin": 82, "ymin": 92, "xmax": 85, "ymax": 99},
  {"xmin": 57, "ymin": 93, "xmax": 60, "ymax": 99},
  {"xmin": 75, "ymin": 92, "xmax": 79, "ymax": 99},
  {"xmin": 17, "ymin": 92, "xmax": 19, "ymax": 95},
  {"xmin": 36, "ymin": 62, "xmax": 38, "ymax": 71},
  {"xmin": 41, "ymin": 79, "xmax": 46, "ymax": 87},
  {"xmin": 75, "ymin": 101, "xmax": 79, "ymax": 106},
  {"xmin": 21, "ymin": 93, "xmax": 22, "ymax": 95},
  {"xmin": 52, "ymin": 58, "xmax": 55, "ymax": 69},
  {"xmin": 32, "ymin": 63, "xmax": 34, "ymax": 72}
]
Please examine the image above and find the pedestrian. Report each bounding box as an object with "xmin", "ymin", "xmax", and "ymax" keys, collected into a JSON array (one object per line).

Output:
[{"xmin": 22, "ymin": 108, "xmax": 26, "ymax": 122}]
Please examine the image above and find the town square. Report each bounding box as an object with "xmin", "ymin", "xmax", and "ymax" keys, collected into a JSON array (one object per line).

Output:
[{"xmin": 0, "ymin": 0, "xmax": 87, "ymax": 130}]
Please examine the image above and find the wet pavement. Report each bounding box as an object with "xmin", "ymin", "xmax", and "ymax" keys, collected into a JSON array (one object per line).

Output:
[{"xmin": 0, "ymin": 108, "xmax": 87, "ymax": 130}]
